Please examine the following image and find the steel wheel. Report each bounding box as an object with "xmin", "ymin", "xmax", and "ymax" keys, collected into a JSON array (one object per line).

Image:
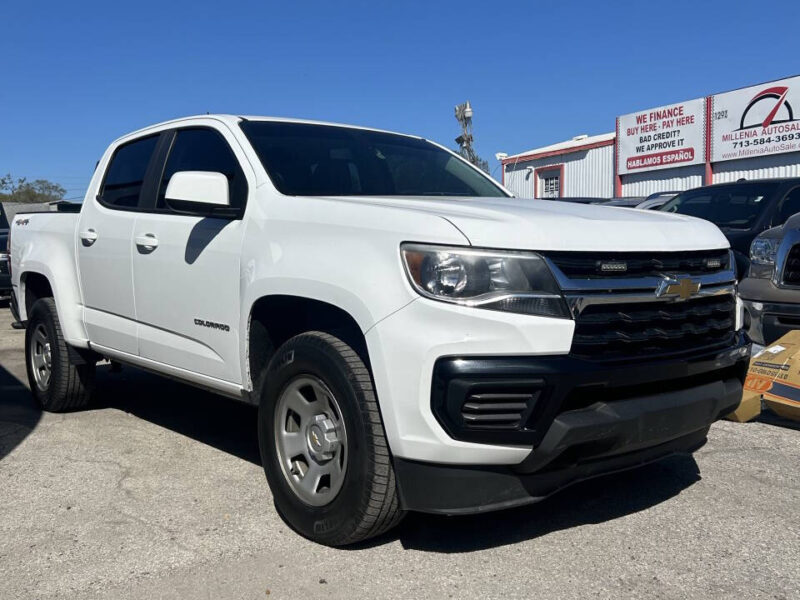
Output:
[
  {"xmin": 274, "ymin": 375, "xmax": 348, "ymax": 507},
  {"xmin": 29, "ymin": 323, "xmax": 52, "ymax": 391}
]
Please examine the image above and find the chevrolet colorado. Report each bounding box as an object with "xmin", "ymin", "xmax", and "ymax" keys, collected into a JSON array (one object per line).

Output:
[{"xmin": 9, "ymin": 115, "xmax": 749, "ymax": 545}]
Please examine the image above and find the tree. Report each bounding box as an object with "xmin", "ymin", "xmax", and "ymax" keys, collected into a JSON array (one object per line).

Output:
[{"xmin": 0, "ymin": 174, "xmax": 66, "ymax": 203}]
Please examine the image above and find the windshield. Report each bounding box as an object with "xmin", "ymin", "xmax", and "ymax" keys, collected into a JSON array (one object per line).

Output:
[
  {"xmin": 660, "ymin": 182, "xmax": 778, "ymax": 229},
  {"xmin": 240, "ymin": 121, "xmax": 507, "ymax": 198}
]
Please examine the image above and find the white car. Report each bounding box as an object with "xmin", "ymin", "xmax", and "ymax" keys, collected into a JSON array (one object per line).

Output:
[{"xmin": 8, "ymin": 115, "xmax": 749, "ymax": 545}]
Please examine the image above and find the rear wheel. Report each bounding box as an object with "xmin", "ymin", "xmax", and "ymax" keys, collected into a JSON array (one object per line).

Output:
[
  {"xmin": 25, "ymin": 297, "xmax": 95, "ymax": 412},
  {"xmin": 258, "ymin": 331, "xmax": 404, "ymax": 546}
]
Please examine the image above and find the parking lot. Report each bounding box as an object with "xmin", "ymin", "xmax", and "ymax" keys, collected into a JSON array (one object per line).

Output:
[{"xmin": 0, "ymin": 303, "xmax": 798, "ymax": 599}]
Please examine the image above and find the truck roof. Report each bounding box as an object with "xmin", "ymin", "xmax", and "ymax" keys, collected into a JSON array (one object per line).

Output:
[{"xmin": 114, "ymin": 114, "xmax": 421, "ymax": 146}]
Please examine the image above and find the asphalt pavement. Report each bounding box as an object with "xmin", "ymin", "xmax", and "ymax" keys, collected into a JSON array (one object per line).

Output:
[{"xmin": 0, "ymin": 302, "xmax": 798, "ymax": 599}]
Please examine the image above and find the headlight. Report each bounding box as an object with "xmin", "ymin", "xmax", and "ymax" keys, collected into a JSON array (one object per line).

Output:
[
  {"xmin": 750, "ymin": 237, "xmax": 779, "ymax": 265},
  {"xmin": 749, "ymin": 237, "xmax": 780, "ymax": 279},
  {"xmin": 400, "ymin": 243, "xmax": 569, "ymax": 318}
]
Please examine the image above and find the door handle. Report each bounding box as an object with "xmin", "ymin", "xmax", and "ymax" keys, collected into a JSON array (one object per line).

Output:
[
  {"xmin": 79, "ymin": 229, "xmax": 98, "ymax": 246},
  {"xmin": 135, "ymin": 233, "xmax": 159, "ymax": 252}
]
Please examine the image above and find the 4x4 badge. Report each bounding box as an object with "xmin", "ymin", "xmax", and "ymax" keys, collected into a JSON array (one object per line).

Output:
[{"xmin": 655, "ymin": 276, "xmax": 701, "ymax": 300}]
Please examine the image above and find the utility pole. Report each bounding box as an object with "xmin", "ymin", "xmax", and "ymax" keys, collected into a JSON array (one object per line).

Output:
[{"xmin": 454, "ymin": 100, "xmax": 489, "ymax": 173}]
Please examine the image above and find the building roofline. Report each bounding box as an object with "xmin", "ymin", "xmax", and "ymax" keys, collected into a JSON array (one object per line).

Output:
[{"xmin": 502, "ymin": 134, "xmax": 616, "ymax": 166}]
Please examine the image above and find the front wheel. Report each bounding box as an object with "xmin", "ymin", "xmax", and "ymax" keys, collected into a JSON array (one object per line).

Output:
[
  {"xmin": 25, "ymin": 297, "xmax": 95, "ymax": 411},
  {"xmin": 258, "ymin": 331, "xmax": 404, "ymax": 546}
]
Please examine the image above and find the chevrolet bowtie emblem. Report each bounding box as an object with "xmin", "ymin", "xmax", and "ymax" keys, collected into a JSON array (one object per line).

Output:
[{"xmin": 656, "ymin": 276, "xmax": 701, "ymax": 300}]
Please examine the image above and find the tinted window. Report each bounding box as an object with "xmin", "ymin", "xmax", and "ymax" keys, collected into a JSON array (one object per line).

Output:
[
  {"xmin": 777, "ymin": 187, "xmax": 800, "ymax": 224},
  {"xmin": 100, "ymin": 135, "xmax": 159, "ymax": 208},
  {"xmin": 661, "ymin": 183, "xmax": 778, "ymax": 229},
  {"xmin": 0, "ymin": 205, "xmax": 9, "ymax": 229},
  {"xmin": 158, "ymin": 128, "xmax": 246, "ymax": 210},
  {"xmin": 240, "ymin": 121, "xmax": 506, "ymax": 198}
]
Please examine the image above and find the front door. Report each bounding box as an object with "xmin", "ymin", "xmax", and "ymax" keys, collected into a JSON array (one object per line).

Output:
[
  {"xmin": 131, "ymin": 126, "xmax": 250, "ymax": 383},
  {"xmin": 77, "ymin": 133, "xmax": 161, "ymax": 355}
]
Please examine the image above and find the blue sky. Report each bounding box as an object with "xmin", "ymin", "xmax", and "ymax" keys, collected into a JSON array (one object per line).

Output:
[{"xmin": 1, "ymin": 0, "xmax": 798, "ymax": 198}]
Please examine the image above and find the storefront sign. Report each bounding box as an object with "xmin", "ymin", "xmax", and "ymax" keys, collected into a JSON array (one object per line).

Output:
[
  {"xmin": 617, "ymin": 98, "xmax": 706, "ymax": 174},
  {"xmin": 711, "ymin": 75, "xmax": 800, "ymax": 163}
]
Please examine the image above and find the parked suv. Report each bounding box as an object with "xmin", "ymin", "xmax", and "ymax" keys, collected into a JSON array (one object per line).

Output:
[
  {"xmin": 660, "ymin": 178, "xmax": 800, "ymax": 277},
  {"xmin": 9, "ymin": 115, "xmax": 749, "ymax": 546},
  {"xmin": 741, "ymin": 213, "xmax": 800, "ymax": 345}
]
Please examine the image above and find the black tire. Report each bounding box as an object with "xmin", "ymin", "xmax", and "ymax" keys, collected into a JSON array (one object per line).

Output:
[
  {"xmin": 25, "ymin": 297, "xmax": 95, "ymax": 412},
  {"xmin": 258, "ymin": 331, "xmax": 404, "ymax": 546}
]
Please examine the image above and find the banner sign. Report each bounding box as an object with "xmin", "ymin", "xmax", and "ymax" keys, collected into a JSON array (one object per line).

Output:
[
  {"xmin": 711, "ymin": 75, "xmax": 800, "ymax": 163},
  {"xmin": 617, "ymin": 98, "xmax": 706, "ymax": 174}
]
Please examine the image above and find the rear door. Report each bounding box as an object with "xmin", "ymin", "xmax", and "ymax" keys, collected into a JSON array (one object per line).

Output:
[
  {"xmin": 131, "ymin": 125, "xmax": 250, "ymax": 383},
  {"xmin": 76, "ymin": 134, "xmax": 161, "ymax": 354}
]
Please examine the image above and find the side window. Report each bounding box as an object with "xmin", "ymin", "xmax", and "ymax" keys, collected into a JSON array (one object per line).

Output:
[
  {"xmin": 777, "ymin": 187, "xmax": 800, "ymax": 225},
  {"xmin": 157, "ymin": 128, "xmax": 247, "ymax": 212},
  {"xmin": 99, "ymin": 135, "xmax": 159, "ymax": 209}
]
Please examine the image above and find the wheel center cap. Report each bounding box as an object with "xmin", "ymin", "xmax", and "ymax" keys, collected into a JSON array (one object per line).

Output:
[{"xmin": 306, "ymin": 415, "xmax": 340, "ymax": 461}]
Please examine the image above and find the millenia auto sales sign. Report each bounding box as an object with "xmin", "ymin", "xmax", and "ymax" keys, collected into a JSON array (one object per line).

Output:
[
  {"xmin": 616, "ymin": 98, "xmax": 706, "ymax": 174},
  {"xmin": 711, "ymin": 75, "xmax": 800, "ymax": 163}
]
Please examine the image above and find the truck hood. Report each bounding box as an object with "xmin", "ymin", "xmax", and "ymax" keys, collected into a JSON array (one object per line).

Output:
[{"xmin": 316, "ymin": 196, "xmax": 730, "ymax": 252}]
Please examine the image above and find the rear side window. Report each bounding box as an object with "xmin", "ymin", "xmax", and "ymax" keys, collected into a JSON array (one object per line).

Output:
[
  {"xmin": 157, "ymin": 128, "xmax": 247, "ymax": 211},
  {"xmin": 777, "ymin": 187, "xmax": 800, "ymax": 225},
  {"xmin": 99, "ymin": 135, "xmax": 159, "ymax": 208}
]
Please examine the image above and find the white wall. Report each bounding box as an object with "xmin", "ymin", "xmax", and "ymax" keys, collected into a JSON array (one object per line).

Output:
[
  {"xmin": 504, "ymin": 144, "xmax": 800, "ymax": 201},
  {"xmin": 504, "ymin": 144, "xmax": 613, "ymax": 199},
  {"xmin": 620, "ymin": 165, "xmax": 704, "ymax": 197},
  {"xmin": 713, "ymin": 151, "xmax": 800, "ymax": 184}
]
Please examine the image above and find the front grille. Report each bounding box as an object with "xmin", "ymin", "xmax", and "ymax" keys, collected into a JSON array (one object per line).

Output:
[
  {"xmin": 547, "ymin": 249, "xmax": 730, "ymax": 279},
  {"xmin": 571, "ymin": 294, "xmax": 736, "ymax": 359},
  {"xmin": 782, "ymin": 244, "xmax": 800, "ymax": 285},
  {"xmin": 0, "ymin": 258, "xmax": 8, "ymax": 275},
  {"xmin": 461, "ymin": 391, "xmax": 541, "ymax": 430}
]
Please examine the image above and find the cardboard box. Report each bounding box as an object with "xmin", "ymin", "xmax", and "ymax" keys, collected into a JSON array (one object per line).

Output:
[
  {"xmin": 726, "ymin": 388, "xmax": 761, "ymax": 422},
  {"xmin": 733, "ymin": 330, "xmax": 800, "ymax": 423}
]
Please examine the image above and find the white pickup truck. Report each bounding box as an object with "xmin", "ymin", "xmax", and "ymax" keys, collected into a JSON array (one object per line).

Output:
[{"xmin": 8, "ymin": 115, "xmax": 750, "ymax": 545}]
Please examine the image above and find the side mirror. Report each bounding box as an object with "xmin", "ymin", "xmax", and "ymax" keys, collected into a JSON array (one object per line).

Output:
[{"xmin": 165, "ymin": 171, "xmax": 229, "ymax": 207}]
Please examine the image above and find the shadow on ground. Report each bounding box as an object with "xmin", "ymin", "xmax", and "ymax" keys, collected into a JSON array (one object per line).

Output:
[
  {"xmin": 757, "ymin": 409, "xmax": 800, "ymax": 432},
  {"xmin": 0, "ymin": 362, "xmax": 41, "ymax": 462},
  {"xmin": 0, "ymin": 297, "xmax": 42, "ymax": 462},
  {"xmin": 93, "ymin": 363, "xmax": 261, "ymax": 465}
]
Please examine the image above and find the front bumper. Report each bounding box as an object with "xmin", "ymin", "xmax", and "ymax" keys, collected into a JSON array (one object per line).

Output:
[
  {"xmin": 740, "ymin": 276, "xmax": 800, "ymax": 345},
  {"xmin": 396, "ymin": 429, "xmax": 711, "ymax": 515},
  {"xmin": 394, "ymin": 335, "xmax": 749, "ymax": 514},
  {"xmin": 742, "ymin": 299, "xmax": 800, "ymax": 346},
  {"xmin": 740, "ymin": 280, "xmax": 800, "ymax": 347}
]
